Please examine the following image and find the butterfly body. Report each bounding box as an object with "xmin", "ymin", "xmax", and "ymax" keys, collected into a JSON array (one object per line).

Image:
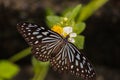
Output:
[{"xmin": 17, "ymin": 22, "xmax": 96, "ymax": 80}]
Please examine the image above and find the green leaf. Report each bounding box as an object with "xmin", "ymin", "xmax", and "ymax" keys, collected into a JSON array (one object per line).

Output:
[
  {"xmin": 64, "ymin": 12, "xmax": 71, "ymax": 19},
  {"xmin": 77, "ymin": 0, "xmax": 108, "ymax": 21},
  {"xmin": 46, "ymin": 16, "xmax": 61, "ymax": 27},
  {"xmin": 68, "ymin": 4, "xmax": 82, "ymax": 22},
  {"xmin": 74, "ymin": 35, "xmax": 85, "ymax": 49},
  {"xmin": 63, "ymin": 8, "xmax": 73, "ymax": 18},
  {"xmin": 73, "ymin": 22, "xmax": 86, "ymax": 34},
  {"xmin": 32, "ymin": 57, "xmax": 49, "ymax": 80},
  {"xmin": 0, "ymin": 60, "xmax": 19, "ymax": 79},
  {"xmin": 0, "ymin": 78, "xmax": 3, "ymax": 80}
]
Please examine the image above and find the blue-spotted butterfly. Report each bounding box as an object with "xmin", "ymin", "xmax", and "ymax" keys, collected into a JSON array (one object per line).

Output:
[{"xmin": 17, "ymin": 22, "xmax": 96, "ymax": 80}]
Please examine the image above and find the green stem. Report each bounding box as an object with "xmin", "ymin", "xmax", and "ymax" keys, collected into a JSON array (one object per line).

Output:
[
  {"xmin": 32, "ymin": 58, "xmax": 49, "ymax": 80},
  {"xmin": 77, "ymin": 0, "xmax": 108, "ymax": 22},
  {"xmin": 32, "ymin": 66, "xmax": 49, "ymax": 80},
  {"xmin": 9, "ymin": 47, "xmax": 31, "ymax": 62}
]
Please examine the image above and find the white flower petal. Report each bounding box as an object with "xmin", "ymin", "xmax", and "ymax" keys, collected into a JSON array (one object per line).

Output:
[
  {"xmin": 63, "ymin": 26, "xmax": 72, "ymax": 34},
  {"xmin": 69, "ymin": 38, "xmax": 75, "ymax": 43},
  {"xmin": 70, "ymin": 33, "xmax": 77, "ymax": 37}
]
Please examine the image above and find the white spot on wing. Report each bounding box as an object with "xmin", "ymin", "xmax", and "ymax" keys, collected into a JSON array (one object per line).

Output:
[
  {"xmin": 35, "ymin": 52, "xmax": 39, "ymax": 54},
  {"xmin": 28, "ymin": 24, "xmax": 36, "ymax": 27},
  {"xmin": 34, "ymin": 41, "xmax": 39, "ymax": 44},
  {"xmin": 83, "ymin": 56, "xmax": 86, "ymax": 60},
  {"xmin": 62, "ymin": 61, "xmax": 64, "ymax": 65},
  {"xmin": 75, "ymin": 60, "xmax": 78, "ymax": 66},
  {"xmin": 37, "ymin": 35, "xmax": 42, "ymax": 38},
  {"xmin": 76, "ymin": 54, "xmax": 80, "ymax": 60},
  {"xmin": 82, "ymin": 60, "xmax": 86, "ymax": 65},
  {"xmin": 21, "ymin": 26, "xmax": 24, "ymax": 28},
  {"xmin": 28, "ymin": 30, "xmax": 31, "ymax": 32},
  {"xmin": 26, "ymin": 27, "xmax": 29, "ymax": 30},
  {"xmin": 36, "ymin": 28, "xmax": 41, "ymax": 31},
  {"xmin": 81, "ymin": 70, "xmax": 84, "ymax": 73},
  {"xmin": 23, "ymin": 23, "xmax": 26, "ymax": 25},
  {"xmin": 28, "ymin": 33, "xmax": 31, "ymax": 35},
  {"xmin": 88, "ymin": 70, "xmax": 90, "ymax": 74},
  {"xmin": 87, "ymin": 63, "xmax": 92, "ymax": 71},
  {"xmin": 71, "ymin": 65, "xmax": 74, "ymax": 69},
  {"xmin": 80, "ymin": 63, "xmax": 83, "ymax": 68},
  {"xmin": 41, "ymin": 27, "xmax": 45, "ymax": 30},
  {"xmin": 31, "ymin": 37, "xmax": 34, "ymax": 39},
  {"xmin": 33, "ymin": 32, "xmax": 39, "ymax": 35},
  {"xmin": 34, "ymin": 25, "xmax": 37, "ymax": 27},
  {"xmin": 42, "ymin": 32, "xmax": 49, "ymax": 35},
  {"xmin": 85, "ymin": 69, "xmax": 87, "ymax": 72},
  {"xmin": 76, "ymin": 68, "xmax": 79, "ymax": 71}
]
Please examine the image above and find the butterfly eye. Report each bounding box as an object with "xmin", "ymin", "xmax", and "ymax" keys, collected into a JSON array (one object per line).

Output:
[{"xmin": 17, "ymin": 22, "xmax": 96, "ymax": 80}]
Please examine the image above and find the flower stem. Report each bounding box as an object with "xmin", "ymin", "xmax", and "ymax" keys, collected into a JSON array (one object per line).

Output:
[{"xmin": 9, "ymin": 47, "xmax": 31, "ymax": 62}]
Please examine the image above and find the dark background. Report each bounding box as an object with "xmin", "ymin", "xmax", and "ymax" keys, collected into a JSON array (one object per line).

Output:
[{"xmin": 0, "ymin": 0, "xmax": 120, "ymax": 80}]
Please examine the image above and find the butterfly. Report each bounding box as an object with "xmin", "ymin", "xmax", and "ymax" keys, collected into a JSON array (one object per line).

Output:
[{"xmin": 17, "ymin": 22, "xmax": 96, "ymax": 80}]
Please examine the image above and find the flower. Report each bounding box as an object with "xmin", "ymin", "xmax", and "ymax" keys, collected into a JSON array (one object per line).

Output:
[
  {"xmin": 51, "ymin": 25, "xmax": 77, "ymax": 43},
  {"xmin": 69, "ymin": 33, "xmax": 77, "ymax": 37},
  {"xmin": 63, "ymin": 26, "xmax": 77, "ymax": 43},
  {"xmin": 51, "ymin": 25, "xmax": 63, "ymax": 35},
  {"xmin": 63, "ymin": 17, "xmax": 68, "ymax": 22},
  {"xmin": 63, "ymin": 26, "xmax": 72, "ymax": 34}
]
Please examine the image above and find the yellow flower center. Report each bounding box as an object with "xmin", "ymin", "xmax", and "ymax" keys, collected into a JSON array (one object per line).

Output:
[{"xmin": 51, "ymin": 25, "xmax": 67, "ymax": 37}]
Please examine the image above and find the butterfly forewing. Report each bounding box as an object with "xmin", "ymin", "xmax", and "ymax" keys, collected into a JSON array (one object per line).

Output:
[
  {"xmin": 17, "ymin": 22, "xmax": 62, "ymax": 46},
  {"xmin": 17, "ymin": 22, "xmax": 43, "ymax": 46},
  {"xmin": 17, "ymin": 22, "xmax": 63, "ymax": 61},
  {"xmin": 50, "ymin": 42, "xmax": 96, "ymax": 80},
  {"xmin": 17, "ymin": 22, "xmax": 96, "ymax": 80}
]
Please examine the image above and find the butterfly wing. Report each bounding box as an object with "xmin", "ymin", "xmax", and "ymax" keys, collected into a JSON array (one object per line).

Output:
[
  {"xmin": 50, "ymin": 42, "xmax": 96, "ymax": 80},
  {"xmin": 31, "ymin": 37, "xmax": 63, "ymax": 61},
  {"xmin": 17, "ymin": 22, "xmax": 96, "ymax": 79},
  {"xmin": 17, "ymin": 22, "xmax": 63, "ymax": 61},
  {"xmin": 17, "ymin": 22, "xmax": 44, "ymax": 46}
]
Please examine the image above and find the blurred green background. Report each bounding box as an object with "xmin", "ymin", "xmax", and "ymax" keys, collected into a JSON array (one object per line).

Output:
[{"xmin": 0, "ymin": 0, "xmax": 120, "ymax": 80}]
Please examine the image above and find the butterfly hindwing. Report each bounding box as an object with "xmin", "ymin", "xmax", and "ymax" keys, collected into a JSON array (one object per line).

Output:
[
  {"xmin": 50, "ymin": 42, "xmax": 96, "ymax": 80},
  {"xmin": 31, "ymin": 43, "xmax": 51, "ymax": 61},
  {"xmin": 31, "ymin": 36, "xmax": 63, "ymax": 61},
  {"xmin": 68, "ymin": 43, "xmax": 96, "ymax": 80}
]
